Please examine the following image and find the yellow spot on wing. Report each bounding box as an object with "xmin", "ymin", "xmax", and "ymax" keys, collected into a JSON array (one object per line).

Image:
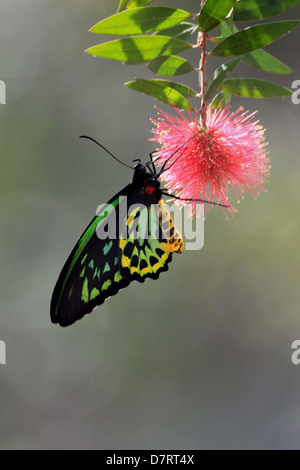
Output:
[
  {"xmin": 153, "ymin": 261, "xmax": 162, "ymax": 272},
  {"xmin": 130, "ymin": 267, "xmax": 138, "ymax": 274},
  {"xmin": 158, "ymin": 200, "xmax": 184, "ymax": 253},
  {"xmin": 127, "ymin": 215, "xmax": 134, "ymax": 226},
  {"xmin": 122, "ymin": 256, "xmax": 130, "ymax": 268},
  {"xmin": 169, "ymin": 238, "xmax": 184, "ymax": 254}
]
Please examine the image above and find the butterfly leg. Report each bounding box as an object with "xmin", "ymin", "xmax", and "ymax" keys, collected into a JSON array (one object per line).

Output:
[
  {"xmin": 161, "ymin": 191, "xmax": 229, "ymax": 208},
  {"xmin": 146, "ymin": 151, "xmax": 158, "ymax": 175}
]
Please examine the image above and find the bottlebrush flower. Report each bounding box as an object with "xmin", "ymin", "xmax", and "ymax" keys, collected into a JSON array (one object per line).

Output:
[{"xmin": 151, "ymin": 105, "xmax": 270, "ymax": 216}]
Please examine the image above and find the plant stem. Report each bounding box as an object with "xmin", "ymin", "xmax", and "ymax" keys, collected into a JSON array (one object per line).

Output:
[
  {"xmin": 199, "ymin": 33, "xmax": 207, "ymax": 128},
  {"xmin": 199, "ymin": 0, "xmax": 207, "ymax": 129}
]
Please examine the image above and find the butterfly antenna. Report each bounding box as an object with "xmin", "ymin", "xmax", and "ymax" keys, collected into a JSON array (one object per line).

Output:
[
  {"xmin": 80, "ymin": 135, "xmax": 134, "ymax": 170},
  {"xmin": 161, "ymin": 191, "xmax": 230, "ymax": 209}
]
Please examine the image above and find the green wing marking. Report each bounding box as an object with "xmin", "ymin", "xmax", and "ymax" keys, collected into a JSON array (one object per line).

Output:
[
  {"xmin": 51, "ymin": 178, "xmax": 184, "ymax": 327},
  {"xmin": 51, "ymin": 192, "xmax": 130, "ymax": 327},
  {"xmin": 119, "ymin": 200, "xmax": 184, "ymax": 282}
]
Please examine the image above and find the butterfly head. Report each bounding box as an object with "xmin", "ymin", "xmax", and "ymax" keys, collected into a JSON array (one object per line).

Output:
[{"xmin": 132, "ymin": 162, "xmax": 161, "ymax": 201}]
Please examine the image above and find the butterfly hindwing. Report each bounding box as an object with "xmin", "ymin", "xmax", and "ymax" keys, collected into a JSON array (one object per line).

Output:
[{"xmin": 119, "ymin": 200, "xmax": 184, "ymax": 282}]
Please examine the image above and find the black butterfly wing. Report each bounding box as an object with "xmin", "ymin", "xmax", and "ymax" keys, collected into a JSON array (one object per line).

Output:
[
  {"xmin": 51, "ymin": 173, "xmax": 184, "ymax": 327},
  {"xmin": 50, "ymin": 187, "xmax": 132, "ymax": 327}
]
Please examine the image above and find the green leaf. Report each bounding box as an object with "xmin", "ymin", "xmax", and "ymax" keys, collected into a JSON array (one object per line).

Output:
[
  {"xmin": 117, "ymin": 0, "xmax": 129, "ymax": 12},
  {"xmin": 127, "ymin": 0, "xmax": 154, "ymax": 9},
  {"xmin": 198, "ymin": 0, "xmax": 236, "ymax": 32},
  {"xmin": 242, "ymin": 49, "xmax": 292, "ymax": 74},
  {"xmin": 234, "ymin": 0, "xmax": 300, "ymax": 21},
  {"xmin": 117, "ymin": 0, "xmax": 153, "ymax": 10},
  {"xmin": 226, "ymin": 5, "xmax": 235, "ymax": 34},
  {"xmin": 153, "ymin": 79, "xmax": 197, "ymax": 98},
  {"xmin": 125, "ymin": 78, "xmax": 194, "ymax": 110},
  {"xmin": 217, "ymin": 20, "xmax": 235, "ymax": 37},
  {"xmin": 217, "ymin": 21, "xmax": 293, "ymax": 74},
  {"xmin": 210, "ymin": 21, "xmax": 300, "ymax": 56},
  {"xmin": 90, "ymin": 7, "xmax": 191, "ymax": 35},
  {"xmin": 219, "ymin": 78, "xmax": 293, "ymax": 97},
  {"xmin": 147, "ymin": 55, "xmax": 194, "ymax": 76},
  {"xmin": 86, "ymin": 36, "xmax": 192, "ymax": 64},
  {"xmin": 204, "ymin": 57, "xmax": 241, "ymax": 100},
  {"xmin": 156, "ymin": 22, "xmax": 197, "ymax": 41},
  {"xmin": 210, "ymin": 91, "xmax": 232, "ymax": 109}
]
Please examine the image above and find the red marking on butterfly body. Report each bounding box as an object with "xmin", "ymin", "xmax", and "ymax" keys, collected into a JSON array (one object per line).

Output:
[{"xmin": 144, "ymin": 184, "xmax": 156, "ymax": 195}]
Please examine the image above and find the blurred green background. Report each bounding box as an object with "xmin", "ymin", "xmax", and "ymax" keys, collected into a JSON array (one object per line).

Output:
[{"xmin": 1, "ymin": 0, "xmax": 300, "ymax": 450}]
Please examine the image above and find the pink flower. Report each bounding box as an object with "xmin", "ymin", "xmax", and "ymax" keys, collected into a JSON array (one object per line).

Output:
[{"xmin": 151, "ymin": 106, "xmax": 270, "ymax": 216}]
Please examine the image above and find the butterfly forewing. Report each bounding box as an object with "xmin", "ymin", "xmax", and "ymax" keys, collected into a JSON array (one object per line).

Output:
[{"xmin": 51, "ymin": 190, "xmax": 131, "ymax": 327}]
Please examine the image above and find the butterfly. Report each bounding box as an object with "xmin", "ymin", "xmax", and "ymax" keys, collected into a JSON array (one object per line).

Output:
[{"xmin": 50, "ymin": 137, "xmax": 184, "ymax": 327}]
